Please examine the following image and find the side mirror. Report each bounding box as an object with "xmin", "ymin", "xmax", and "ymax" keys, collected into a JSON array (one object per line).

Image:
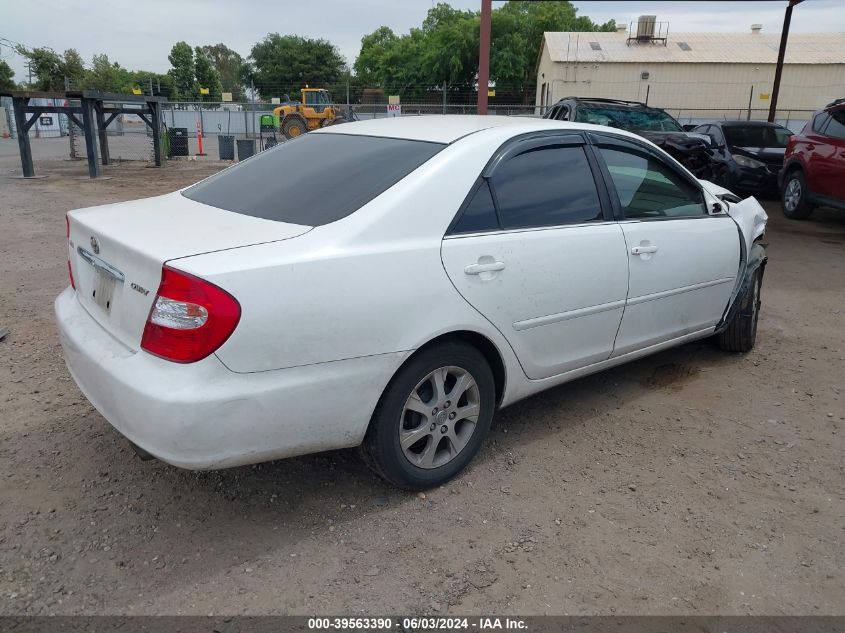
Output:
[{"xmin": 703, "ymin": 190, "xmax": 727, "ymax": 215}]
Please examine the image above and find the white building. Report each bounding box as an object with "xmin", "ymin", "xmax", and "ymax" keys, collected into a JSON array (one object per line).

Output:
[{"xmin": 536, "ymin": 20, "xmax": 845, "ymax": 128}]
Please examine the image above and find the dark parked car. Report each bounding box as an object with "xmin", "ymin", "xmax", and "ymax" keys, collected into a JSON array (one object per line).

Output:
[
  {"xmin": 691, "ymin": 121, "xmax": 792, "ymax": 194},
  {"xmin": 780, "ymin": 99, "xmax": 845, "ymax": 219},
  {"xmin": 544, "ymin": 97, "xmax": 712, "ymax": 177}
]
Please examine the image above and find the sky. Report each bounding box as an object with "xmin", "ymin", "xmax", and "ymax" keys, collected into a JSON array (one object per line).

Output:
[{"xmin": 2, "ymin": 0, "xmax": 844, "ymax": 82}]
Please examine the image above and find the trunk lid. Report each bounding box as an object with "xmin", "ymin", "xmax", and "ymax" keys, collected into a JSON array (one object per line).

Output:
[{"xmin": 67, "ymin": 191, "xmax": 310, "ymax": 350}]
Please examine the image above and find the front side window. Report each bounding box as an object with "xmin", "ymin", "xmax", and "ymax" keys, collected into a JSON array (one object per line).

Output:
[
  {"xmin": 598, "ymin": 147, "xmax": 706, "ymax": 219},
  {"xmin": 304, "ymin": 91, "xmax": 331, "ymax": 105},
  {"xmin": 183, "ymin": 133, "xmax": 444, "ymax": 226},
  {"xmin": 491, "ymin": 145, "xmax": 602, "ymax": 229}
]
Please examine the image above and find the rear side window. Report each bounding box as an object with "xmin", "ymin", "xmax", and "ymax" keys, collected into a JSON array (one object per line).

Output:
[
  {"xmin": 183, "ymin": 133, "xmax": 444, "ymax": 226},
  {"xmin": 824, "ymin": 109, "xmax": 845, "ymax": 140},
  {"xmin": 812, "ymin": 113, "xmax": 831, "ymax": 134},
  {"xmin": 453, "ymin": 181, "xmax": 499, "ymax": 234},
  {"xmin": 598, "ymin": 147, "xmax": 706, "ymax": 219},
  {"xmin": 491, "ymin": 145, "xmax": 602, "ymax": 229},
  {"xmin": 549, "ymin": 105, "xmax": 570, "ymax": 121}
]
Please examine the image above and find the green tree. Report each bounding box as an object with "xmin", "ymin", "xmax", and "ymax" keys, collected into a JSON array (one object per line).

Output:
[
  {"xmin": 354, "ymin": 26, "xmax": 398, "ymax": 87},
  {"xmin": 420, "ymin": 4, "xmax": 479, "ymax": 88},
  {"xmin": 353, "ymin": 1, "xmax": 615, "ymax": 103},
  {"xmin": 492, "ymin": 1, "xmax": 615, "ymax": 101},
  {"xmin": 246, "ymin": 34, "xmax": 346, "ymax": 100},
  {"xmin": 62, "ymin": 49, "xmax": 86, "ymax": 88},
  {"xmin": 14, "ymin": 46, "xmax": 65, "ymax": 91},
  {"xmin": 168, "ymin": 41, "xmax": 196, "ymax": 100},
  {"xmin": 200, "ymin": 43, "xmax": 245, "ymax": 101},
  {"xmin": 193, "ymin": 47, "xmax": 222, "ymax": 102},
  {"xmin": 0, "ymin": 60, "xmax": 15, "ymax": 91},
  {"xmin": 85, "ymin": 54, "xmax": 130, "ymax": 92}
]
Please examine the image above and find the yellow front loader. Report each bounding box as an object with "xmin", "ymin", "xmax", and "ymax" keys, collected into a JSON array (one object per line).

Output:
[{"xmin": 272, "ymin": 88, "xmax": 347, "ymax": 139}]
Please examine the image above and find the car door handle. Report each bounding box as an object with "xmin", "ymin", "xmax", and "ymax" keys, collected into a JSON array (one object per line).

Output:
[
  {"xmin": 464, "ymin": 261, "xmax": 505, "ymax": 275},
  {"xmin": 631, "ymin": 245, "xmax": 658, "ymax": 255}
]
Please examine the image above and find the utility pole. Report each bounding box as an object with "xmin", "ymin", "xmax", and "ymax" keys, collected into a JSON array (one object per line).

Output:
[
  {"xmin": 477, "ymin": 0, "xmax": 492, "ymax": 114},
  {"xmin": 250, "ymin": 78, "xmax": 256, "ymax": 139},
  {"xmin": 747, "ymin": 85, "xmax": 754, "ymax": 120},
  {"xmin": 769, "ymin": 0, "xmax": 804, "ymax": 122}
]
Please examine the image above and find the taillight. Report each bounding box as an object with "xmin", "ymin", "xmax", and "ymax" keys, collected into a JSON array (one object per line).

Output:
[
  {"xmin": 140, "ymin": 266, "xmax": 241, "ymax": 363},
  {"xmin": 66, "ymin": 214, "xmax": 75, "ymax": 289}
]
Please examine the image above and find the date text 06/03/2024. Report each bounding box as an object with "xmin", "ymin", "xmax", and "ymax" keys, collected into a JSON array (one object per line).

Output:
[{"xmin": 307, "ymin": 617, "xmax": 528, "ymax": 630}]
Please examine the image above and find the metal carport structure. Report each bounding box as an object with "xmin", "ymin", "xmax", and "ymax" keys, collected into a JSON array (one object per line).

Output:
[{"xmin": 0, "ymin": 90, "xmax": 167, "ymax": 178}]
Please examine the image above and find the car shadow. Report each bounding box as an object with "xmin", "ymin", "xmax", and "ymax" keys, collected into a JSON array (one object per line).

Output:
[
  {"xmin": 49, "ymin": 336, "xmax": 741, "ymax": 606},
  {"xmin": 84, "ymin": 341, "xmax": 732, "ymax": 506}
]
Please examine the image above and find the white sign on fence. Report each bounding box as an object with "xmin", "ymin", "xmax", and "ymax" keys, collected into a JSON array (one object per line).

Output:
[{"xmin": 387, "ymin": 104, "xmax": 401, "ymax": 117}]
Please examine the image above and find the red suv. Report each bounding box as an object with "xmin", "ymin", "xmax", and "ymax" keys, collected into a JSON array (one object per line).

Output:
[{"xmin": 780, "ymin": 99, "xmax": 845, "ymax": 219}]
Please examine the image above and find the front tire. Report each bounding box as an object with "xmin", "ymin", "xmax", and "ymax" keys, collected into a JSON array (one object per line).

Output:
[
  {"xmin": 781, "ymin": 170, "xmax": 815, "ymax": 220},
  {"xmin": 361, "ymin": 341, "xmax": 495, "ymax": 490},
  {"xmin": 717, "ymin": 268, "xmax": 762, "ymax": 353},
  {"xmin": 282, "ymin": 116, "xmax": 308, "ymax": 139}
]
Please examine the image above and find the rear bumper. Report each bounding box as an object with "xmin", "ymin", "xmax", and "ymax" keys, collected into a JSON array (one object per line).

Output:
[{"xmin": 55, "ymin": 288, "xmax": 401, "ymax": 469}]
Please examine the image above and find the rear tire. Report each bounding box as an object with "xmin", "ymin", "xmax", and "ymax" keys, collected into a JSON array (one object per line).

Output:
[
  {"xmin": 717, "ymin": 268, "xmax": 762, "ymax": 353},
  {"xmin": 360, "ymin": 341, "xmax": 495, "ymax": 490},
  {"xmin": 282, "ymin": 116, "xmax": 308, "ymax": 139},
  {"xmin": 781, "ymin": 170, "xmax": 815, "ymax": 220}
]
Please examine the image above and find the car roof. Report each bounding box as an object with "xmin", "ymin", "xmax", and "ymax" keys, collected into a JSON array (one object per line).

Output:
[
  {"xmin": 554, "ymin": 97, "xmax": 658, "ymax": 110},
  {"xmin": 315, "ymin": 115, "xmax": 535, "ymax": 144},
  {"xmin": 718, "ymin": 120, "xmax": 782, "ymax": 128},
  {"xmin": 315, "ymin": 114, "xmax": 648, "ymax": 144}
]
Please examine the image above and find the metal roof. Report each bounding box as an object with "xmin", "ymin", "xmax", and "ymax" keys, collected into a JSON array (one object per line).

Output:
[{"xmin": 543, "ymin": 31, "xmax": 845, "ymax": 65}]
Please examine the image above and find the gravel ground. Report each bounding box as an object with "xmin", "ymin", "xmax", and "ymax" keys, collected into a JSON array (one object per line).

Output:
[{"xmin": 0, "ymin": 152, "xmax": 843, "ymax": 616}]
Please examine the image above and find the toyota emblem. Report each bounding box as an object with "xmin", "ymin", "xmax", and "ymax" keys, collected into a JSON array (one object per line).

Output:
[{"xmin": 90, "ymin": 236, "xmax": 100, "ymax": 254}]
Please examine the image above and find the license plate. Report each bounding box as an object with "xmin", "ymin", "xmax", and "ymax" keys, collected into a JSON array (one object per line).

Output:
[{"xmin": 92, "ymin": 267, "xmax": 116, "ymax": 311}]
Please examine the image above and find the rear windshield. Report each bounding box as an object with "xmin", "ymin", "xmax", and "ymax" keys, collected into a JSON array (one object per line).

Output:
[
  {"xmin": 724, "ymin": 125, "xmax": 791, "ymax": 148},
  {"xmin": 183, "ymin": 133, "xmax": 445, "ymax": 226}
]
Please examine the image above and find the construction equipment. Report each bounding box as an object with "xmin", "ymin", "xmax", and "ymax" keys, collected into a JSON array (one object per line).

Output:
[{"xmin": 272, "ymin": 88, "xmax": 347, "ymax": 139}]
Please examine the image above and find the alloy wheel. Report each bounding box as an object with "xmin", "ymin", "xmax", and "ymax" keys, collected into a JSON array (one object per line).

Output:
[
  {"xmin": 399, "ymin": 366, "xmax": 480, "ymax": 469},
  {"xmin": 784, "ymin": 178, "xmax": 801, "ymax": 212}
]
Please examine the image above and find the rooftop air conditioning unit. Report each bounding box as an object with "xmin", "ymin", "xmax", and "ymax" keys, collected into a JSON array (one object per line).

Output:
[{"xmin": 637, "ymin": 15, "xmax": 657, "ymax": 40}]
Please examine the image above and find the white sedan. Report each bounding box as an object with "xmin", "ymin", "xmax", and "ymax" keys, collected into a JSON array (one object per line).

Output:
[{"xmin": 56, "ymin": 116, "xmax": 768, "ymax": 489}]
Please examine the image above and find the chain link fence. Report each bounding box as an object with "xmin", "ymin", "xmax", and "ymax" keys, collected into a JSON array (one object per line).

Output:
[
  {"xmin": 1, "ymin": 96, "xmax": 161, "ymax": 166},
  {"xmin": 68, "ymin": 111, "xmax": 156, "ymax": 163},
  {"xmin": 3, "ymin": 78, "xmax": 837, "ymax": 170}
]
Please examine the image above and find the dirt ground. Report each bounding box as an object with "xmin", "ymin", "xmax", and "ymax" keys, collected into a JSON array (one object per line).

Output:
[{"xmin": 1, "ymin": 150, "xmax": 843, "ymax": 617}]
